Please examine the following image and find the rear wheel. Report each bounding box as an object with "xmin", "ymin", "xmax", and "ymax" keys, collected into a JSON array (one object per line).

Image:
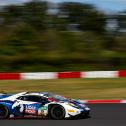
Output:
[
  {"xmin": 50, "ymin": 105, "xmax": 65, "ymax": 120},
  {"xmin": 0, "ymin": 105, "xmax": 10, "ymax": 119}
]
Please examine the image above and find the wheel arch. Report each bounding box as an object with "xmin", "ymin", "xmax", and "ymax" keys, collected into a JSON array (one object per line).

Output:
[
  {"xmin": 0, "ymin": 102, "xmax": 14, "ymax": 114},
  {"xmin": 0, "ymin": 103, "xmax": 10, "ymax": 110},
  {"xmin": 48, "ymin": 103, "xmax": 65, "ymax": 112},
  {"xmin": 0, "ymin": 103, "xmax": 10, "ymax": 119},
  {"xmin": 48, "ymin": 103, "xmax": 66, "ymax": 119}
]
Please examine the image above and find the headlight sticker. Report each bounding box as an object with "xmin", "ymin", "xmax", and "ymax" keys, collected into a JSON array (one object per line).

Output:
[{"xmin": 67, "ymin": 109, "xmax": 75, "ymax": 113}]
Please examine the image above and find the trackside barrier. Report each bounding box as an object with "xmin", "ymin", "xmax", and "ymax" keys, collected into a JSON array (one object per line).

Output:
[
  {"xmin": 120, "ymin": 100, "xmax": 126, "ymax": 103},
  {"xmin": 21, "ymin": 72, "xmax": 57, "ymax": 80},
  {"xmin": 0, "ymin": 73, "xmax": 20, "ymax": 80},
  {"xmin": 79, "ymin": 100, "xmax": 126, "ymax": 104},
  {"xmin": 81, "ymin": 71, "xmax": 118, "ymax": 78},
  {"xmin": 118, "ymin": 70, "xmax": 126, "ymax": 77},
  {"xmin": 0, "ymin": 70, "xmax": 125, "ymax": 80},
  {"xmin": 58, "ymin": 72, "xmax": 81, "ymax": 79}
]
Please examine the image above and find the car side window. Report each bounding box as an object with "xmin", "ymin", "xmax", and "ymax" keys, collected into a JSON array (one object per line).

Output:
[
  {"xmin": 17, "ymin": 95, "xmax": 48, "ymax": 103},
  {"xmin": 41, "ymin": 97, "xmax": 48, "ymax": 102},
  {"xmin": 17, "ymin": 96, "xmax": 25, "ymax": 100},
  {"xmin": 24, "ymin": 95, "xmax": 41, "ymax": 102}
]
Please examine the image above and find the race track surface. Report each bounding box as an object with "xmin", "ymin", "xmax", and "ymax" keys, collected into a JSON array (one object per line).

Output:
[{"xmin": 1, "ymin": 104, "xmax": 126, "ymax": 126}]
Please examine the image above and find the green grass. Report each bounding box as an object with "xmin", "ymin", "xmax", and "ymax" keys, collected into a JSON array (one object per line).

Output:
[{"xmin": 0, "ymin": 78, "xmax": 126, "ymax": 99}]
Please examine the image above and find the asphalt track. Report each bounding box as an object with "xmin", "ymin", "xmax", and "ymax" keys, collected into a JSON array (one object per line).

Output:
[{"xmin": 1, "ymin": 104, "xmax": 126, "ymax": 126}]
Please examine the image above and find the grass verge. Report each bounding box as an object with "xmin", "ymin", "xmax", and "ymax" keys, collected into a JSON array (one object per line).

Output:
[{"xmin": 0, "ymin": 78, "xmax": 126, "ymax": 99}]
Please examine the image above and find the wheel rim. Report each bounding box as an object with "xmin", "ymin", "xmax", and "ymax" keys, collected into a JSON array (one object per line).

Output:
[
  {"xmin": 0, "ymin": 107, "xmax": 7, "ymax": 118},
  {"xmin": 52, "ymin": 106, "xmax": 64, "ymax": 119}
]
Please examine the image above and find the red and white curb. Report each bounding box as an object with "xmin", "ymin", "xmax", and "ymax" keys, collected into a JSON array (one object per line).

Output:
[
  {"xmin": 79, "ymin": 100, "xmax": 126, "ymax": 104},
  {"xmin": 0, "ymin": 70, "xmax": 125, "ymax": 80}
]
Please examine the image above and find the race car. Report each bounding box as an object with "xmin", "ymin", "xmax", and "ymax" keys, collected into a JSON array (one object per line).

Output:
[{"xmin": 0, "ymin": 92, "xmax": 90, "ymax": 119}]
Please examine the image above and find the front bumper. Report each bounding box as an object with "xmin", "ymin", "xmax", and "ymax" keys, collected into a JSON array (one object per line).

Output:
[
  {"xmin": 80, "ymin": 110, "xmax": 90, "ymax": 117},
  {"xmin": 68, "ymin": 109, "xmax": 90, "ymax": 119}
]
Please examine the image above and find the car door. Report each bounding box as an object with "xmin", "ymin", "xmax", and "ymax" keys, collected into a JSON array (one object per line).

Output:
[
  {"xmin": 13, "ymin": 95, "xmax": 42, "ymax": 115},
  {"xmin": 23, "ymin": 95, "xmax": 42, "ymax": 115}
]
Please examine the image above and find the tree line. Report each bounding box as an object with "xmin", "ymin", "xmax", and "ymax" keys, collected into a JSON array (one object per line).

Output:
[{"xmin": 0, "ymin": 0, "xmax": 126, "ymax": 72}]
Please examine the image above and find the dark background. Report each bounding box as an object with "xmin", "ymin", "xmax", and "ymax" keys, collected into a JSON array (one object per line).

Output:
[{"xmin": 0, "ymin": 0, "xmax": 126, "ymax": 72}]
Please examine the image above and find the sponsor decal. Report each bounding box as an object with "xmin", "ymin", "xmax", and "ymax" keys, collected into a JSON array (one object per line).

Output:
[
  {"xmin": 41, "ymin": 106, "xmax": 48, "ymax": 110},
  {"xmin": 26, "ymin": 105, "xmax": 36, "ymax": 110},
  {"xmin": 25, "ymin": 109, "xmax": 36, "ymax": 114},
  {"xmin": 38, "ymin": 106, "xmax": 48, "ymax": 116},
  {"xmin": 25, "ymin": 105, "xmax": 36, "ymax": 114}
]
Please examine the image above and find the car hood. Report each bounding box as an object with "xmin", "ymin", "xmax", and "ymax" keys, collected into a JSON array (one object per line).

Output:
[{"xmin": 56, "ymin": 99, "xmax": 88, "ymax": 109}]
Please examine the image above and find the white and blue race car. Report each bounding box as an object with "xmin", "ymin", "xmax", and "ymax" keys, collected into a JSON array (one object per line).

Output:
[{"xmin": 0, "ymin": 92, "xmax": 90, "ymax": 119}]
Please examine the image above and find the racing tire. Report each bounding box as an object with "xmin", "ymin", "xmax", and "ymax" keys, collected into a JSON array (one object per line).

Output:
[
  {"xmin": 0, "ymin": 105, "xmax": 10, "ymax": 119},
  {"xmin": 50, "ymin": 105, "xmax": 65, "ymax": 120}
]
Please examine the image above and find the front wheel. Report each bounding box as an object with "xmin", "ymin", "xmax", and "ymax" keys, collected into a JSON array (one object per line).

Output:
[
  {"xmin": 0, "ymin": 105, "xmax": 10, "ymax": 119},
  {"xmin": 50, "ymin": 105, "xmax": 65, "ymax": 120}
]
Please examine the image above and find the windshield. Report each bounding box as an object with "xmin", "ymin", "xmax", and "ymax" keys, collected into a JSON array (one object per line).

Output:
[
  {"xmin": 53, "ymin": 95, "xmax": 68, "ymax": 101},
  {"xmin": 43, "ymin": 92, "xmax": 68, "ymax": 101}
]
